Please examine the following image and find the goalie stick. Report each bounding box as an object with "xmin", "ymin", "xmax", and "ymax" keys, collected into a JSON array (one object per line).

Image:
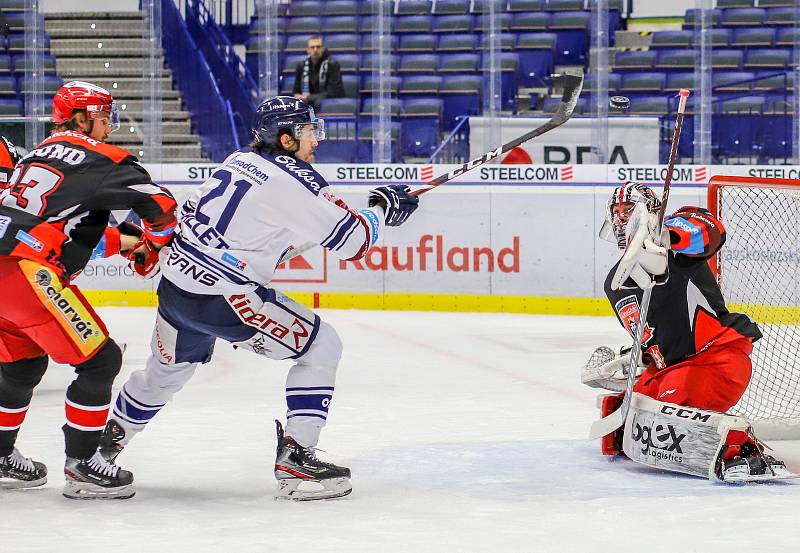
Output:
[
  {"xmin": 276, "ymin": 69, "xmax": 585, "ymax": 264},
  {"xmin": 588, "ymin": 88, "xmax": 691, "ymax": 441}
]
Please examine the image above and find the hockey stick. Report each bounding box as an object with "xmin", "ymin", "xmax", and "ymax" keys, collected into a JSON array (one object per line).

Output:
[
  {"xmin": 277, "ymin": 69, "xmax": 585, "ymax": 264},
  {"xmin": 588, "ymin": 89, "xmax": 691, "ymax": 441}
]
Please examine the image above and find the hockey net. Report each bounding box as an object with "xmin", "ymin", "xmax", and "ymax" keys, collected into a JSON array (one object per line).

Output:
[{"xmin": 709, "ymin": 176, "xmax": 800, "ymax": 439}]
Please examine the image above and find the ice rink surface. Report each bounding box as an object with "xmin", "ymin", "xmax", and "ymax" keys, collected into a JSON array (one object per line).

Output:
[{"xmin": 3, "ymin": 307, "xmax": 800, "ymax": 553}]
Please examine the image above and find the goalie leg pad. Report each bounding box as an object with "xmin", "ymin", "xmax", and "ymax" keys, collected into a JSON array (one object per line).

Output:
[
  {"xmin": 600, "ymin": 394, "xmax": 624, "ymax": 456},
  {"xmin": 622, "ymin": 393, "xmax": 751, "ymax": 480}
]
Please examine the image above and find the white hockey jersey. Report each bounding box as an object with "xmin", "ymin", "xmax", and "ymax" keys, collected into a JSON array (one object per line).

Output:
[{"xmin": 160, "ymin": 149, "xmax": 384, "ymax": 294}]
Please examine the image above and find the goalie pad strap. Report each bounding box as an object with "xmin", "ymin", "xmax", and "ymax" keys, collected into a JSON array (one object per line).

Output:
[{"xmin": 622, "ymin": 393, "xmax": 751, "ymax": 480}]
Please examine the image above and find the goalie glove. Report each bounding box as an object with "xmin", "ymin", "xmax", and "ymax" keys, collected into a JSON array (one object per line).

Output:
[
  {"xmin": 115, "ymin": 222, "xmax": 161, "ymax": 279},
  {"xmin": 610, "ymin": 203, "xmax": 669, "ymax": 291},
  {"xmin": 581, "ymin": 345, "xmax": 644, "ymax": 393}
]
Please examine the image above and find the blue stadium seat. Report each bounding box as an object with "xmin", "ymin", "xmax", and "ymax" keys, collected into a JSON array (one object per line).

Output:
[
  {"xmin": 360, "ymin": 75, "xmax": 401, "ymax": 93},
  {"xmin": 361, "ymin": 97, "xmax": 402, "ymax": 116},
  {"xmin": 324, "ymin": 33, "xmax": 359, "ymax": 52},
  {"xmin": 0, "ymin": 55, "xmax": 12, "ymax": 74},
  {"xmin": 0, "ymin": 98, "xmax": 21, "ymax": 116},
  {"xmin": 437, "ymin": 34, "xmax": 477, "ymax": 51},
  {"xmin": 441, "ymin": 74, "xmax": 481, "ymax": 128},
  {"xmin": 510, "ymin": 12, "xmax": 550, "ymax": 30},
  {"xmin": 776, "ymin": 27, "xmax": 799, "ymax": 45},
  {"xmin": 282, "ymin": 54, "xmax": 307, "ymax": 74},
  {"xmin": 322, "ymin": 0, "xmax": 359, "ymax": 16},
  {"xmin": 0, "ymin": 75, "xmax": 15, "ymax": 95},
  {"xmin": 613, "ymin": 50, "xmax": 656, "ymax": 70},
  {"xmin": 650, "ymin": 30, "xmax": 692, "ymax": 48},
  {"xmin": 549, "ymin": 11, "xmax": 590, "ymax": 29},
  {"xmin": 732, "ymin": 27, "xmax": 775, "ymax": 46},
  {"xmin": 707, "ymin": 28, "xmax": 733, "ymax": 47},
  {"xmin": 322, "ymin": 16, "xmax": 359, "ymax": 33},
  {"xmin": 656, "ymin": 49, "xmax": 696, "ymax": 69},
  {"xmin": 399, "ymin": 74, "xmax": 443, "ymax": 94},
  {"xmin": 394, "ymin": 15, "xmax": 434, "ymax": 33},
  {"xmin": 712, "ymin": 49, "xmax": 744, "ymax": 69},
  {"xmin": 334, "ymin": 54, "xmax": 359, "ymax": 72},
  {"xmin": 399, "ymin": 53, "xmax": 438, "ymax": 72},
  {"xmin": 356, "ymin": 121, "xmax": 401, "ymax": 162},
  {"xmin": 509, "ymin": 0, "xmax": 545, "ymax": 10},
  {"xmin": 359, "ymin": 34, "xmax": 399, "ymax": 51},
  {"xmin": 401, "ymin": 98, "xmax": 443, "ymax": 158},
  {"xmin": 360, "ymin": 53, "xmax": 399, "ymax": 71},
  {"xmin": 288, "ymin": 1, "xmax": 323, "ymax": 16},
  {"xmin": 3, "ymin": 11, "xmax": 44, "ymax": 31},
  {"xmin": 752, "ymin": 71, "xmax": 794, "ymax": 90},
  {"xmin": 439, "ymin": 53, "xmax": 479, "ymax": 72},
  {"xmin": 7, "ymin": 33, "xmax": 49, "ymax": 53},
  {"xmin": 721, "ymin": 8, "xmax": 765, "ymax": 26},
  {"xmin": 628, "ymin": 96, "xmax": 668, "ymax": 115},
  {"xmin": 516, "ymin": 33, "xmax": 555, "ymax": 86},
  {"xmin": 434, "ymin": 0, "xmax": 470, "ymax": 14},
  {"xmin": 18, "ymin": 74, "xmax": 62, "ymax": 94},
  {"xmin": 318, "ymin": 97, "xmax": 358, "ymax": 116},
  {"xmin": 620, "ymin": 72, "xmax": 666, "ymax": 92},
  {"xmin": 745, "ymin": 48, "xmax": 791, "ymax": 68},
  {"xmin": 764, "ymin": 7, "xmax": 800, "ymax": 25},
  {"xmin": 342, "ymin": 74, "xmax": 359, "ymax": 98},
  {"xmin": 285, "ymin": 35, "xmax": 309, "ymax": 52},
  {"xmin": 278, "ymin": 74, "xmax": 294, "ymax": 95},
  {"xmin": 718, "ymin": 0, "xmax": 754, "ymax": 6},
  {"xmin": 584, "ymin": 72, "xmax": 621, "ymax": 92},
  {"xmin": 11, "ymin": 54, "xmax": 56, "ymax": 73},
  {"xmin": 479, "ymin": 33, "xmax": 516, "ymax": 50},
  {"xmin": 683, "ymin": 9, "xmax": 722, "ymax": 28},
  {"xmin": 474, "ymin": 12, "xmax": 512, "ymax": 31},
  {"xmin": 432, "ymin": 14, "xmax": 473, "ymax": 32},
  {"xmin": 712, "ymin": 71, "xmax": 755, "ymax": 91},
  {"xmin": 761, "ymin": 0, "xmax": 794, "ymax": 6},
  {"xmin": 545, "ymin": 0, "xmax": 584, "ymax": 11},
  {"xmin": 665, "ymin": 72, "xmax": 695, "ymax": 92},
  {"xmin": 397, "ymin": 0, "xmax": 433, "ymax": 15},
  {"xmin": 315, "ymin": 118, "xmax": 358, "ymax": 162},
  {"xmin": 398, "ymin": 34, "xmax": 437, "ymax": 52},
  {"xmin": 0, "ymin": 1, "xmax": 26, "ymax": 9},
  {"xmin": 286, "ymin": 17, "xmax": 321, "ymax": 34}
]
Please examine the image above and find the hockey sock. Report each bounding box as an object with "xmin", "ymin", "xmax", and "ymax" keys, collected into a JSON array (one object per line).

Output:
[
  {"xmin": 63, "ymin": 340, "xmax": 122, "ymax": 459},
  {"xmin": 0, "ymin": 356, "xmax": 48, "ymax": 457}
]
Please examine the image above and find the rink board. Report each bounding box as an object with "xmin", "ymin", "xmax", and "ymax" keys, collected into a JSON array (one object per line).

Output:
[{"xmin": 73, "ymin": 163, "xmax": 795, "ymax": 314}]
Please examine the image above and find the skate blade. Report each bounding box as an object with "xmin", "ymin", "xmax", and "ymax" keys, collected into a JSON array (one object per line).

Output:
[
  {"xmin": 0, "ymin": 476, "xmax": 47, "ymax": 489},
  {"xmin": 722, "ymin": 468, "xmax": 800, "ymax": 484},
  {"xmin": 275, "ymin": 477, "xmax": 352, "ymax": 501},
  {"xmin": 62, "ymin": 480, "xmax": 135, "ymax": 500}
]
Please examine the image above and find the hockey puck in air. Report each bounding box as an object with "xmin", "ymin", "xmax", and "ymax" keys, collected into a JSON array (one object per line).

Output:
[{"xmin": 609, "ymin": 95, "xmax": 630, "ymax": 112}]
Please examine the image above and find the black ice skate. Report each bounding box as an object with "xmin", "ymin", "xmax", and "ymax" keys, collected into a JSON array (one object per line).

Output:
[
  {"xmin": 717, "ymin": 444, "xmax": 798, "ymax": 483},
  {"xmin": 98, "ymin": 419, "xmax": 126, "ymax": 462},
  {"xmin": 274, "ymin": 420, "xmax": 351, "ymax": 501},
  {"xmin": 0, "ymin": 448, "xmax": 47, "ymax": 489},
  {"xmin": 63, "ymin": 451, "xmax": 135, "ymax": 499}
]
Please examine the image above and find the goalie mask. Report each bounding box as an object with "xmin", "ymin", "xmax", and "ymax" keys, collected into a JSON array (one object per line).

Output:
[{"xmin": 599, "ymin": 182, "xmax": 661, "ymax": 249}]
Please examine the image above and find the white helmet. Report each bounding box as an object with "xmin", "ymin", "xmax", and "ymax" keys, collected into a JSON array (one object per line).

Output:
[{"xmin": 599, "ymin": 182, "xmax": 661, "ymax": 249}]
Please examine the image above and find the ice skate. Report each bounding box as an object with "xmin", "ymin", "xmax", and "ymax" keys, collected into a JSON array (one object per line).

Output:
[
  {"xmin": 717, "ymin": 445, "xmax": 798, "ymax": 483},
  {"xmin": 274, "ymin": 420, "xmax": 351, "ymax": 501},
  {"xmin": 98, "ymin": 419, "xmax": 126, "ymax": 462},
  {"xmin": 63, "ymin": 451, "xmax": 135, "ymax": 499},
  {"xmin": 0, "ymin": 448, "xmax": 47, "ymax": 489}
]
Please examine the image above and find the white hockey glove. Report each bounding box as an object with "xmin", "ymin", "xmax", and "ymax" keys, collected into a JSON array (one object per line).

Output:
[
  {"xmin": 610, "ymin": 203, "xmax": 668, "ymax": 291},
  {"xmin": 581, "ymin": 345, "xmax": 645, "ymax": 393}
]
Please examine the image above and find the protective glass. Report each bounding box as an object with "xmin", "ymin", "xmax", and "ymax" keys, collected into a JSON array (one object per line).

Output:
[
  {"xmin": 598, "ymin": 199, "xmax": 637, "ymax": 248},
  {"xmin": 89, "ymin": 101, "xmax": 120, "ymax": 133}
]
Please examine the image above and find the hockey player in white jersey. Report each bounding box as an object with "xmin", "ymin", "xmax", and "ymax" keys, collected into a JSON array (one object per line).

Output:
[{"xmin": 99, "ymin": 96, "xmax": 419, "ymax": 500}]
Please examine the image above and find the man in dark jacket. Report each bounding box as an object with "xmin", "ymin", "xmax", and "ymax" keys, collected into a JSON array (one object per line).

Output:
[{"xmin": 292, "ymin": 35, "xmax": 345, "ymax": 112}]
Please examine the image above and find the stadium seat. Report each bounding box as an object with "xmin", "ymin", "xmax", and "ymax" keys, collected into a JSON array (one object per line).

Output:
[
  {"xmin": 545, "ymin": 0, "xmax": 584, "ymax": 11},
  {"xmin": 620, "ymin": 72, "xmax": 666, "ymax": 92},
  {"xmin": 441, "ymin": 74, "xmax": 481, "ymax": 128},
  {"xmin": 439, "ymin": 53, "xmax": 479, "ymax": 72},
  {"xmin": 543, "ymin": 96, "xmax": 586, "ymax": 113},
  {"xmin": 318, "ymin": 97, "xmax": 358, "ymax": 116},
  {"xmin": 0, "ymin": 76, "xmax": 15, "ymax": 95},
  {"xmin": 629, "ymin": 96, "xmax": 668, "ymax": 115},
  {"xmin": 394, "ymin": 15, "xmax": 433, "ymax": 33},
  {"xmin": 656, "ymin": 49, "xmax": 696, "ymax": 69},
  {"xmin": 0, "ymin": 55, "xmax": 12, "ymax": 74},
  {"xmin": 0, "ymin": 0, "xmax": 26, "ymax": 9},
  {"xmin": 282, "ymin": 54, "xmax": 307, "ymax": 74},
  {"xmin": 732, "ymin": 28, "xmax": 775, "ymax": 47},
  {"xmin": 508, "ymin": 0, "xmax": 545, "ymax": 11},
  {"xmin": 7, "ymin": 33, "xmax": 49, "ymax": 53},
  {"xmin": 711, "ymin": 49, "xmax": 743, "ymax": 69},
  {"xmin": 360, "ymin": 75, "xmax": 401, "ymax": 93},
  {"xmin": 4, "ymin": 11, "xmax": 44, "ymax": 32},
  {"xmin": 721, "ymin": 8, "xmax": 765, "ymax": 26},
  {"xmin": 745, "ymin": 48, "xmax": 791, "ymax": 68},
  {"xmin": 356, "ymin": 122, "xmax": 400, "ymax": 163},
  {"xmin": 288, "ymin": 1, "xmax": 323, "ymax": 17},
  {"xmin": 322, "ymin": 16, "xmax": 359, "ymax": 33},
  {"xmin": 286, "ymin": 17, "xmax": 321, "ymax": 34},
  {"xmin": 549, "ymin": 11, "xmax": 590, "ymax": 29},
  {"xmin": 584, "ymin": 72, "xmax": 621, "ymax": 92},
  {"xmin": 397, "ymin": 0, "xmax": 433, "ymax": 15},
  {"xmin": 400, "ymin": 98, "xmax": 443, "ymax": 158},
  {"xmin": 720, "ymin": 96, "xmax": 765, "ymax": 113},
  {"xmin": 613, "ymin": 50, "xmax": 656, "ymax": 70},
  {"xmin": 315, "ymin": 119, "xmax": 358, "ymax": 163},
  {"xmin": 665, "ymin": 72, "xmax": 695, "ymax": 92},
  {"xmin": 18, "ymin": 74, "xmax": 62, "ymax": 95},
  {"xmin": 398, "ymin": 34, "xmax": 436, "ymax": 52},
  {"xmin": 399, "ymin": 74, "xmax": 443, "ymax": 94},
  {"xmin": 760, "ymin": 0, "xmax": 794, "ymax": 6},
  {"xmin": 776, "ymin": 27, "xmax": 800, "ymax": 45},
  {"xmin": 516, "ymin": 34, "xmax": 555, "ymax": 86},
  {"xmin": 432, "ymin": 14, "xmax": 473, "ymax": 32},
  {"xmin": 764, "ymin": 7, "xmax": 799, "ymax": 25},
  {"xmin": 399, "ymin": 53, "xmax": 438, "ymax": 72},
  {"xmin": 359, "ymin": 53, "xmax": 399, "ymax": 72},
  {"xmin": 334, "ymin": 54, "xmax": 360, "ymax": 72},
  {"xmin": 650, "ymin": 31, "xmax": 692, "ymax": 48},
  {"xmin": 475, "ymin": 13, "xmax": 513, "ymax": 31},
  {"xmin": 285, "ymin": 35, "xmax": 309, "ymax": 52},
  {"xmin": 752, "ymin": 71, "xmax": 794, "ymax": 90},
  {"xmin": 707, "ymin": 28, "xmax": 733, "ymax": 47},
  {"xmin": 510, "ymin": 12, "xmax": 550, "ymax": 30},
  {"xmin": 0, "ymin": 98, "xmax": 21, "ymax": 116},
  {"xmin": 712, "ymin": 71, "xmax": 756, "ymax": 91},
  {"xmin": 433, "ymin": 0, "xmax": 470, "ymax": 14},
  {"xmin": 359, "ymin": 34, "xmax": 398, "ymax": 51},
  {"xmin": 437, "ymin": 34, "xmax": 478, "ymax": 51},
  {"xmin": 322, "ymin": 0, "xmax": 359, "ymax": 16},
  {"xmin": 11, "ymin": 54, "xmax": 56, "ymax": 73},
  {"xmin": 361, "ymin": 97, "xmax": 402, "ymax": 116},
  {"xmin": 718, "ymin": 0, "xmax": 754, "ymax": 6},
  {"xmin": 278, "ymin": 74, "xmax": 294, "ymax": 95},
  {"xmin": 684, "ymin": 9, "xmax": 721, "ymax": 27},
  {"xmin": 324, "ymin": 34, "xmax": 359, "ymax": 52},
  {"xmin": 479, "ymin": 33, "xmax": 516, "ymax": 50},
  {"xmin": 360, "ymin": 0, "xmax": 378, "ymax": 14}
]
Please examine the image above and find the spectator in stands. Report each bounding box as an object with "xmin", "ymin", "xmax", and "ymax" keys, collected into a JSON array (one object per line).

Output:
[{"xmin": 292, "ymin": 35, "xmax": 345, "ymax": 111}]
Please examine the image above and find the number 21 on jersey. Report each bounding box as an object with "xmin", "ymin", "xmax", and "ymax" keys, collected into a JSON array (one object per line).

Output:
[{"xmin": 195, "ymin": 168, "xmax": 252, "ymax": 234}]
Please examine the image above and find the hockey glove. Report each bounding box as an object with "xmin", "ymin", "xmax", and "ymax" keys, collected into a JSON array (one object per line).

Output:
[
  {"xmin": 611, "ymin": 204, "xmax": 668, "ymax": 291},
  {"xmin": 368, "ymin": 185, "xmax": 419, "ymax": 227},
  {"xmin": 125, "ymin": 237, "xmax": 160, "ymax": 279}
]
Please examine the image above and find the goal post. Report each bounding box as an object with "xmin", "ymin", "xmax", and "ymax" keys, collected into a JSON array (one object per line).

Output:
[{"xmin": 708, "ymin": 175, "xmax": 800, "ymax": 439}]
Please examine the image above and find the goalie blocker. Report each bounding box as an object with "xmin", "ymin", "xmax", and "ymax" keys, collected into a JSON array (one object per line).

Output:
[{"xmin": 621, "ymin": 393, "xmax": 795, "ymax": 483}]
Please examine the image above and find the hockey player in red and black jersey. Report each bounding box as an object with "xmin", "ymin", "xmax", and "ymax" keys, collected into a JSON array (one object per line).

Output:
[
  {"xmin": 582, "ymin": 182, "xmax": 791, "ymax": 482},
  {"xmin": 0, "ymin": 135, "xmax": 20, "ymax": 188},
  {"xmin": 0, "ymin": 81, "xmax": 177, "ymax": 498}
]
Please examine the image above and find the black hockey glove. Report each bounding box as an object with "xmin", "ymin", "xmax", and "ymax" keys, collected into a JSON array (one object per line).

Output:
[{"xmin": 368, "ymin": 184, "xmax": 419, "ymax": 227}]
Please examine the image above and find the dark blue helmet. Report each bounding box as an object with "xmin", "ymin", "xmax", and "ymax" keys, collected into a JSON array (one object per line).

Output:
[{"xmin": 252, "ymin": 96, "xmax": 326, "ymax": 145}]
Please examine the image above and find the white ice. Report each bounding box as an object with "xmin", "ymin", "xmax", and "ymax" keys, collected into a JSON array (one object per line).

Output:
[{"xmin": 4, "ymin": 307, "xmax": 800, "ymax": 553}]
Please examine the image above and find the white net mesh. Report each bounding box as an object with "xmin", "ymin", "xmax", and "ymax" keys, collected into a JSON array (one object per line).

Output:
[{"xmin": 713, "ymin": 182, "xmax": 800, "ymax": 437}]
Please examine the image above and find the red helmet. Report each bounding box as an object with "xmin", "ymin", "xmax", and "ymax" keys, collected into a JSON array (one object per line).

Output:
[{"xmin": 52, "ymin": 80, "xmax": 119, "ymax": 131}]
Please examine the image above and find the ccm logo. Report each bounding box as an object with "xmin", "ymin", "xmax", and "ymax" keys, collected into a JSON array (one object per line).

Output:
[{"xmin": 660, "ymin": 405, "xmax": 711, "ymax": 423}]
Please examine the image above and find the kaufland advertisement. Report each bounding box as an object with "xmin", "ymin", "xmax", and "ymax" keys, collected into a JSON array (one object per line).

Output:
[{"xmin": 73, "ymin": 163, "xmax": 790, "ymax": 300}]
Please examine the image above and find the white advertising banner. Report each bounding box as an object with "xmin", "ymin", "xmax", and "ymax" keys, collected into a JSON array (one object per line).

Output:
[
  {"xmin": 73, "ymin": 163, "xmax": 800, "ymax": 300},
  {"xmin": 467, "ymin": 117, "xmax": 661, "ymax": 165}
]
